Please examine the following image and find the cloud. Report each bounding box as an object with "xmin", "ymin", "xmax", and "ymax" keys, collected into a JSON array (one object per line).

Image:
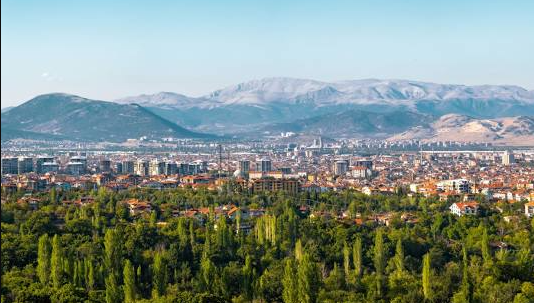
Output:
[{"xmin": 41, "ymin": 72, "xmax": 62, "ymax": 82}]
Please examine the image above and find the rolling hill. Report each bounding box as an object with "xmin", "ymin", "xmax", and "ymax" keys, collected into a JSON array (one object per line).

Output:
[{"xmin": 1, "ymin": 93, "xmax": 212, "ymax": 142}]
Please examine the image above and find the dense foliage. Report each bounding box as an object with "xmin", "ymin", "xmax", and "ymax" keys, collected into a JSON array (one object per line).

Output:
[{"xmin": 1, "ymin": 187, "xmax": 533, "ymax": 303}]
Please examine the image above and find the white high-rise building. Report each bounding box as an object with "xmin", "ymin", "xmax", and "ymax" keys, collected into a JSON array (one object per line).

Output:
[{"xmin": 502, "ymin": 150, "xmax": 514, "ymax": 165}]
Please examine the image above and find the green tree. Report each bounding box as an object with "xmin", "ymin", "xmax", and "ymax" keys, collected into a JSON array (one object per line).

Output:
[
  {"xmin": 123, "ymin": 259, "xmax": 137, "ymax": 303},
  {"xmin": 394, "ymin": 238, "xmax": 404, "ymax": 273},
  {"xmin": 50, "ymin": 234, "xmax": 63, "ymax": 288},
  {"xmin": 297, "ymin": 253, "xmax": 320, "ymax": 303},
  {"xmin": 37, "ymin": 234, "xmax": 51, "ymax": 285},
  {"xmin": 282, "ymin": 258, "xmax": 298, "ymax": 303},
  {"xmin": 295, "ymin": 239, "xmax": 303, "ymax": 262},
  {"xmin": 481, "ymin": 228, "xmax": 492, "ymax": 266},
  {"xmin": 343, "ymin": 242, "xmax": 351, "ymax": 280},
  {"xmin": 152, "ymin": 251, "xmax": 167, "ymax": 298},
  {"xmin": 353, "ymin": 237, "xmax": 362, "ymax": 279},
  {"xmin": 104, "ymin": 228, "xmax": 122, "ymax": 277},
  {"xmin": 242, "ymin": 255, "xmax": 254, "ymax": 300},
  {"xmin": 422, "ymin": 253, "xmax": 431, "ymax": 301},
  {"xmin": 105, "ymin": 274, "xmax": 122, "ymax": 303},
  {"xmin": 373, "ymin": 229, "xmax": 385, "ymax": 297}
]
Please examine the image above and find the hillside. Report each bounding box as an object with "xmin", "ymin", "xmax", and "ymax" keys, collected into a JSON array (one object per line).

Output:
[
  {"xmin": 116, "ymin": 78, "xmax": 534, "ymax": 133},
  {"xmin": 258, "ymin": 110, "xmax": 434, "ymax": 138},
  {"xmin": 1, "ymin": 93, "xmax": 212, "ymax": 142},
  {"xmin": 389, "ymin": 114, "xmax": 534, "ymax": 145}
]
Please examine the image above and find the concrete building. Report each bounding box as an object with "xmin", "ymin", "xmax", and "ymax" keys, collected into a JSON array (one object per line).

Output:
[
  {"xmin": 122, "ymin": 161, "xmax": 135, "ymax": 174},
  {"xmin": 334, "ymin": 160, "xmax": 349, "ymax": 176},
  {"xmin": 239, "ymin": 160, "xmax": 251, "ymax": 174},
  {"xmin": 35, "ymin": 157, "xmax": 55, "ymax": 173},
  {"xmin": 41, "ymin": 162, "xmax": 59, "ymax": 173},
  {"xmin": 66, "ymin": 162, "xmax": 86, "ymax": 175},
  {"xmin": 149, "ymin": 161, "xmax": 166, "ymax": 176},
  {"xmin": 1, "ymin": 157, "xmax": 18, "ymax": 175},
  {"xmin": 135, "ymin": 160, "xmax": 149, "ymax": 176},
  {"xmin": 502, "ymin": 150, "xmax": 515, "ymax": 165},
  {"xmin": 99, "ymin": 159, "xmax": 112, "ymax": 173},
  {"xmin": 17, "ymin": 157, "xmax": 34, "ymax": 174},
  {"xmin": 165, "ymin": 162, "xmax": 178, "ymax": 175},
  {"xmin": 450, "ymin": 202, "xmax": 479, "ymax": 216},
  {"xmin": 258, "ymin": 158, "xmax": 272, "ymax": 172},
  {"xmin": 437, "ymin": 179, "xmax": 470, "ymax": 193}
]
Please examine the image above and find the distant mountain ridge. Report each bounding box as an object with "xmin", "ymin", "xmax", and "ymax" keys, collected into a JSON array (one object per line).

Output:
[
  {"xmin": 1, "ymin": 93, "xmax": 212, "ymax": 142},
  {"xmin": 115, "ymin": 78, "xmax": 534, "ymax": 133},
  {"xmin": 389, "ymin": 114, "xmax": 534, "ymax": 145},
  {"xmin": 258, "ymin": 110, "xmax": 435, "ymax": 139}
]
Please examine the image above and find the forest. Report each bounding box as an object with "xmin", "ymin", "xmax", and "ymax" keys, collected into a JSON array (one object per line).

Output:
[{"xmin": 1, "ymin": 186, "xmax": 533, "ymax": 303}]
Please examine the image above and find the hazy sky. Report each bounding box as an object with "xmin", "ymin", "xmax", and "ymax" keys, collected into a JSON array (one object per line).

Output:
[{"xmin": 2, "ymin": 0, "xmax": 534, "ymax": 107}]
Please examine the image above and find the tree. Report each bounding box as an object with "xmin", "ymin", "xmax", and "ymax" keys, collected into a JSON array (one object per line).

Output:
[
  {"xmin": 394, "ymin": 238, "xmax": 404, "ymax": 273},
  {"xmin": 242, "ymin": 255, "xmax": 254, "ymax": 300},
  {"xmin": 282, "ymin": 258, "xmax": 298, "ymax": 303},
  {"xmin": 37, "ymin": 234, "xmax": 51, "ymax": 285},
  {"xmin": 104, "ymin": 228, "xmax": 122, "ymax": 277},
  {"xmin": 152, "ymin": 251, "xmax": 167, "ymax": 298},
  {"xmin": 481, "ymin": 228, "xmax": 492, "ymax": 266},
  {"xmin": 353, "ymin": 237, "xmax": 362, "ymax": 279},
  {"xmin": 123, "ymin": 259, "xmax": 136, "ymax": 303},
  {"xmin": 295, "ymin": 239, "xmax": 303, "ymax": 262},
  {"xmin": 373, "ymin": 229, "xmax": 385, "ymax": 297},
  {"xmin": 297, "ymin": 253, "xmax": 320, "ymax": 303},
  {"xmin": 200, "ymin": 253, "xmax": 216, "ymax": 293},
  {"xmin": 422, "ymin": 253, "xmax": 431, "ymax": 301},
  {"xmin": 50, "ymin": 234, "xmax": 63, "ymax": 288},
  {"xmin": 105, "ymin": 274, "xmax": 122, "ymax": 303},
  {"xmin": 343, "ymin": 242, "xmax": 351, "ymax": 280},
  {"xmin": 50, "ymin": 187, "xmax": 57, "ymax": 205}
]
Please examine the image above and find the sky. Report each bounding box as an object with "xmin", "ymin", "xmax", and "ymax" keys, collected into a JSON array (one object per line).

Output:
[{"xmin": 2, "ymin": 0, "xmax": 534, "ymax": 107}]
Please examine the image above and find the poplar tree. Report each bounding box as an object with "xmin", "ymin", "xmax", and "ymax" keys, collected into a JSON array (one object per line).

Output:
[
  {"xmin": 373, "ymin": 229, "xmax": 385, "ymax": 296},
  {"xmin": 394, "ymin": 238, "xmax": 405, "ymax": 273},
  {"xmin": 242, "ymin": 255, "xmax": 254, "ymax": 300},
  {"xmin": 105, "ymin": 274, "xmax": 122, "ymax": 303},
  {"xmin": 343, "ymin": 242, "xmax": 351, "ymax": 280},
  {"xmin": 123, "ymin": 259, "xmax": 136, "ymax": 303},
  {"xmin": 422, "ymin": 253, "xmax": 431, "ymax": 301},
  {"xmin": 297, "ymin": 253, "xmax": 320, "ymax": 303},
  {"xmin": 37, "ymin": 234, "xmax": 51, "ymax": 285},
  {"xmin": 353, "ymin": 237, "xmax": 362, "ymax": 279},
  {"xmin": 282, "ymin": 258, "xmax": 298, "ymax": 303},
  {"xmin": 104, "ymin": 228, "xmax": 122, "ymax": 277},
  {"xmin": 481, "ymin": 228, "xmax": 492, "ymax": 266},
  {"xmin": 295, "ymin": 239, "xmax": 303, "ymax": 262},
  {"xmin": 50, "ymin": 234, "xmax": 63, "ymax": 288},
  {"xmin": 152, "ymin": 251, "xmax": 167, "ymax": 298}
]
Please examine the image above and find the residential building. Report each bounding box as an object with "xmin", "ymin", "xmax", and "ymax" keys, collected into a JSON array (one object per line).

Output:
[{"xmin": 450, "ymin": 202, "xmax": 479, "ymax": 216}]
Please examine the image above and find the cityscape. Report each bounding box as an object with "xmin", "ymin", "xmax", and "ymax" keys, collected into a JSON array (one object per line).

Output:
[{"xmin": 2, "ymin": 1, "xmax": 534, "ymax": 303}]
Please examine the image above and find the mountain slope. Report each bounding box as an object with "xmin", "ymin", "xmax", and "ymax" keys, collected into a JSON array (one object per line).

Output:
[
  {"xmin": 115, "ymin": 78, "xmax": 534, "ymax": 133},
  {"xmin": 1, "ymin": 93, "xmax": 212, "ymax": 142},
  {"xmin": 259, "ymin": 110, "xmax": 434, "ymax": 138},
  {"xmin": 389, "ymin": 114, "xmax": 534, "ymax": 145}
]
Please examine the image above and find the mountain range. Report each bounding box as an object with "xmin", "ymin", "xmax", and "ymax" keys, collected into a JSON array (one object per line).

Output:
[
  {"xmin": 2, "ymin": 78, "xmax": 534, "ymax": 145},
  {"xmin": 116, "ymin": 77, "xmax": 534, "ymax": 134}
]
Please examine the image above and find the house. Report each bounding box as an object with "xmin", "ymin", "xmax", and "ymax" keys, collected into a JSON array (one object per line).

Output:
[
  {"xmin": 450, "ymin": 202, "xmax": 479, "ymax": 217},
  {"xmin": 123, "ymin": 198, "xmax": 152, "ymax": 215},
  {"xmin": 525, "ymin": 201, "xmax": 534, "ymax": 218}
]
